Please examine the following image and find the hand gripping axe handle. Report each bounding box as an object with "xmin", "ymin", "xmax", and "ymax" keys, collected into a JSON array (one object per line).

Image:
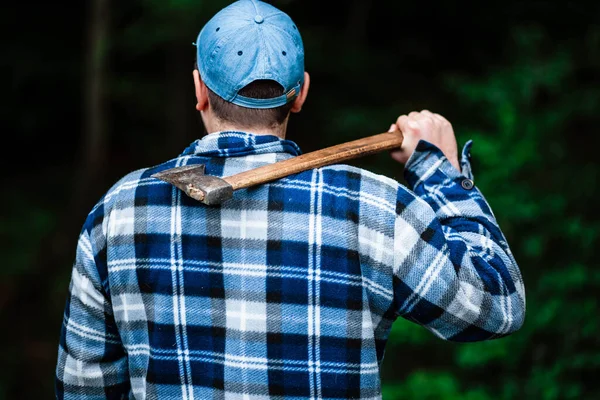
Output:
[{"xmin": 152, "ymin": 131, "xmax": 404, "ymax": 205}]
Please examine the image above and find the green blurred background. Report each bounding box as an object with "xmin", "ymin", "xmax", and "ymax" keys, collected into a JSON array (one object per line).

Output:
[{"xmin": 3, "ymin": 0, "xmax": 599, "ymax": 398}]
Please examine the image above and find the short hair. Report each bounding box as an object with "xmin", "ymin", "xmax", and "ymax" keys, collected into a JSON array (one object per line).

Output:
[{"xmin": 195, "ymin": 62, "xmax": 294, "ymax": 128}]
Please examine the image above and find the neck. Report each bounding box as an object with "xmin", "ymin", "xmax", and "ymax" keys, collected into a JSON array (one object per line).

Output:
[
  {"xmin": 202, "ymin": 114, "xmax": 288, "ymax": 139},
  {"xmin": 213, "ymin": 125, "xmax": 287, "ymax": 139}
]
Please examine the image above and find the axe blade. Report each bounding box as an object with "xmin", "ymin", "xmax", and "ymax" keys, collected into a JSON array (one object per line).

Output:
[{"xmin": 151, "ymin": 164, "xmax": 234, "ymax": 205}]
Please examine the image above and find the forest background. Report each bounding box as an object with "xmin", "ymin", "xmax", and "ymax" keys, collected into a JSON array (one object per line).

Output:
[{"xmin": 3, "ymin": 0, "xmax": 599, "ymax": 398}]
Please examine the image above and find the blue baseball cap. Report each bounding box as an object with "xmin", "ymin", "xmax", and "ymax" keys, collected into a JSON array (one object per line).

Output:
[{"xmin": 195, "ymin": 0, "xmax": 305, "ymax": 109}]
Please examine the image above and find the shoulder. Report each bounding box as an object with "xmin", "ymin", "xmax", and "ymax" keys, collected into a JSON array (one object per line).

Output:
[
  {"xmin": 92, "ymin": 168, "xmax": 150, "ymax": 213},
  {"xmin": 318, "ymin": 163, "xmax": 405, "ymax": 202},
  {"xmin": 320, "ymin": 164, "xmax": 400, "ymax": 192},
  {"xmin": 79, "ymin": 167, "xmax": 147, "ymax": 234},
  {"xmin": 315, "ymin": 164, "xmax": 410, "ymax": 217},
  {"xmin": 318, "ymin": 164, "xmax": 430, "ymax": 219},
  {"xmin": 85, "ymin": 157, "xmax": 185, "ymax": 230}
]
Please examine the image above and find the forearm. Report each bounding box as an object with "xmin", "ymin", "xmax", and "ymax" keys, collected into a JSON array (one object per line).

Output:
[{"xmin": 395, "ymin": 140, "xmax": 526, "ymax": 341}]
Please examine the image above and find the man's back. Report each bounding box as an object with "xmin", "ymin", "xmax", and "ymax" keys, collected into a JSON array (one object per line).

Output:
[{"xmin": 56, "ymin": 131, "xmax": 525, "ymax": 399}]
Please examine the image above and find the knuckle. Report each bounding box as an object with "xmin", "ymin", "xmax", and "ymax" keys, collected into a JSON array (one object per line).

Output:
[
  {"xmin": 435, "ymin": 113, "xmax": 450, "ymax": 125},
  {"xmin": 421, "ymin": 117, "xmax": 433, "ymax": 127},
  {"xmin": 407, "ymin": 123, "xmax": 420, "ymax": 132}
]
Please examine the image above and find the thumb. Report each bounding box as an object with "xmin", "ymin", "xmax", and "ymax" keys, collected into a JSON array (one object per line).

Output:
[{"xmin": 388, "ymin": 123, "xmax": 397, "ymax": 132}]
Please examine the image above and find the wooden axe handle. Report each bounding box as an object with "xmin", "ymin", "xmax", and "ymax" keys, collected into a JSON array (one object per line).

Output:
[{"xmin": 225, "ymin": 131, "xmax": 404, "ymax": 190}]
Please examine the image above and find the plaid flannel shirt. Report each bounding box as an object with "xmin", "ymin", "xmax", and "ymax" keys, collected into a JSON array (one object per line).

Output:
[{"xmin": 55, "ymin": 131, "xmax": 526, "ymax": 400}]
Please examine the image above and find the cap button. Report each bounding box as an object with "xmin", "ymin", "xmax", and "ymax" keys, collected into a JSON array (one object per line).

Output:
[{"xmin": 254, "ymin": 15, "xmax": 264, "ymax": 24}]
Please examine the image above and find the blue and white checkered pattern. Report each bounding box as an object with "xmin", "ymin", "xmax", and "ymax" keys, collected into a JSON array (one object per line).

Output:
[{"xmin": 55, "ymin": 131, "xmax": 526, "ymax": 399}]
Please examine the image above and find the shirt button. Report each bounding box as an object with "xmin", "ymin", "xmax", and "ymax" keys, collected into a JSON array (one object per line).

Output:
[{"xmin": 461, "ymin": 178, "xmax": 475, "ymax": 190}]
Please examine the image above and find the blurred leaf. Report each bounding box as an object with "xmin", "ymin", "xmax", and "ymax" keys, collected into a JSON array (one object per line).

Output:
[{"xmin": 382, "ymin": 371, "xmax": 491, "ymax": 400}]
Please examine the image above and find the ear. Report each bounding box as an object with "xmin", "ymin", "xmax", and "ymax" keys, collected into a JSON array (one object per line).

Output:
[
  {"xmin": 290, "ymin": 71, "xmax": 310, "ymax": 113},
  {"xmin": 193, "ymin": 69, "xmax": 209, "ymax": 111}
]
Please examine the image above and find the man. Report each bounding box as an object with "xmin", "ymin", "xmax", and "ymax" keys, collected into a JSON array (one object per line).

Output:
[{"xmin": 55, "ymin": 0, "xmax": 526, "ymax": 399}]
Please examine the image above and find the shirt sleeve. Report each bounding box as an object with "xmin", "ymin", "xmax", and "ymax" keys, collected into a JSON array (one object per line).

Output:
[
  {"xmin": 55, "ymin": 224, "xmax": 130, "ymax": 399},
  {"xmin": 392, "ymin": 139, "xmax": 526, "ymax": 342}
]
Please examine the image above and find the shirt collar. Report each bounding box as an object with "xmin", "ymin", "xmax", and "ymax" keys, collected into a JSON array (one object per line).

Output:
[{"xmin": 180, "ymin": 131, "xmax": 302, "ymax": 158}]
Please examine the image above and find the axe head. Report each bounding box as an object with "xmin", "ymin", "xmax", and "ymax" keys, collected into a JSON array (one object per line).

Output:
[{"xmin": 151, "ymin": 164, "xmax": 234, "ymax": 205}]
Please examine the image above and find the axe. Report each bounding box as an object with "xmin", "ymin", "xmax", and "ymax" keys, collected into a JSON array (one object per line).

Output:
[{"xmin": 152, "ymin": 131, "xmax": 403, "ymax": 205}]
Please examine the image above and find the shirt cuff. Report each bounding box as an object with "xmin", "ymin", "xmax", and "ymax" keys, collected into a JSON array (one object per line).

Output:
[{"xmin": 403, "ymin": 139, "xmax": 474, "ymax": 189}]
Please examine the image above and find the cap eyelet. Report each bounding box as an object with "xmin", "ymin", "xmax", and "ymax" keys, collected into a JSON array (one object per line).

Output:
[
  {"xmin": 282, "ymin": 51, "xmax": 287, "ymax": 56},
  {"xmin": 216, "ymin": 27, "xmax": 220, "ymax": 32},
  {"xmin": 237, "ymin": 51, "xmax": 243, "ymax": 56}
]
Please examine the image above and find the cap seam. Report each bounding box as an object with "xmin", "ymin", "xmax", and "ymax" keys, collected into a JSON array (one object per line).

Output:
[
  {"xmin": 260, "ymin": 10, "xmax": 281, "ymax": 19},
  {"xmin": 199, "ymin": 26, "xmax": 246, "ymax": 101},
  {"xmin": 248, "ymin": 0, "xmax": 261, "ymax": 14},
  {"xmin": 269, "ymin": 24, "xmax": 303, "ymax": 52},
  {"xmin": 257, "ymin": 19, "xmax": 269, "ymax": 80}
]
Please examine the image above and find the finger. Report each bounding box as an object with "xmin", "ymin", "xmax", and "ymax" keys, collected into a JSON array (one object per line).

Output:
[
  {"xmin": 396, "ymin": 115, "xmax": 415, "ymax": 133},
  {"xmin": 420, "ymin": 109, "xmax": 435, "ymax": 118},
  {"xmin": 431, "ymin": 113, "xmax": 444, "ymax": 122},
  {"xmin": 407, "ymin": 119, "xmax": 420, "ymax": 131},
  {"xmin": 433, "ymin": 113, "xmax": 451, "ymax": 126},
  {"xmin": 416, "ymin": 113, "xmax": 435, "ymax": 130},
  {"xmin": 417, "ymin": 110, "xmax": 437, "ymax": 124},
  {"xmin": 388, "ymin": 123, "xmax": 398, "ymax": 132},
  {"xmin": 389, "ymin": 150, "xmax": 406, "ymax": 163},
  {"xmin": 399, "ymin": 113, "xmax": 422, "ymax": 131}
]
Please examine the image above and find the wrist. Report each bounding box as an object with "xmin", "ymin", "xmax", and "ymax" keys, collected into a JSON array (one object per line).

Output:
[{"xmin": 404, "ymin": 140, "xmax": 473, "ymax": 189}]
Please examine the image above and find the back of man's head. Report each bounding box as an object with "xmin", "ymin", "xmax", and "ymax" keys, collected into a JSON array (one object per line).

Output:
[{"xmin": 195, "ymin": 0, "xmax": 305, "ymax": 129}]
